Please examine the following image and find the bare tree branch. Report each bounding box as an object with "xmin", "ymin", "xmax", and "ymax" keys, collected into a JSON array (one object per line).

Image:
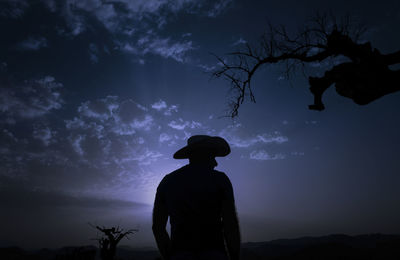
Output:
[{"xmin": 212, "ymin": 13, "xmax": 400, "ymax": 117}]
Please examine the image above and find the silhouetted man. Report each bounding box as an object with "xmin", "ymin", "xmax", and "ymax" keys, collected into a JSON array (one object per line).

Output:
[{"xmin": 153, "ymin": 135, "xmax": 240, "ymax": 260}]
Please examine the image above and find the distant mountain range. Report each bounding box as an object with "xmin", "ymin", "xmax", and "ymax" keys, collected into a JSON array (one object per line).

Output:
[
  {"xmin": 241, "ymin": 234, "xmax": 400, "ymax": 260},
  {"xmin": 1, "ymin": 233, "xmax": 399, "ymax": 259}
]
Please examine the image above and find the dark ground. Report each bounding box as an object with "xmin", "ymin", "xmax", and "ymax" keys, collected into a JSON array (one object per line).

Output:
[{"xmin": 1, "ymin": 234, "xmax": 400, "ymax": 260}]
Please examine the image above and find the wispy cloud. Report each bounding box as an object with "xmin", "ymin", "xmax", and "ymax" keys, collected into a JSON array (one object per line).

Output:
[
  {"xmin": 249, "ymin": 150, "xmax": 286, "ymax": 160},
  {"xmin": 159, "ymin": 133, "xmax": 173, "ymax": 143},
  {"xmin": 1, "ymin": 87, "xmax": 295, "ymax": 211},
  {"xmin": 0, "ymin": 76, "xmax": 63, "ymax": 121},
  {"xmin": 291, "ymin": 151, "xmax": 305, "ymax": 156},
  {"xmin": 77, "ymin": 96, "xmax": 118, "ymax": 122},
  {"xmin": 150, "ymin": 99, "xmax": 179, "ymax": 116},
  {"xmin": 168, "ymin": 118, "xmax": 203, "ymax": 130},
  {"xmin": 198, "ymin": 63, "xmax": 216, "ymax": 72},
  {"xmin": 1, "ymin": 0, "xmax": 233, "ymax": 65},
  {"xmin": 219, "ymin": 123, "xmax": 288, "ymax": 148},
  {"xmin": 131, "ymin": 149, "xmax": 163, "ymax": 166},
  {"xmin": 70, "ymin": 134, "xmax": 85, "ymax": 156},
  {"xmin": 11, "ymin": 0, "xmax": 231, "ymax": 64},
  {"xmin": 17, "ymin": 36, "xmax": 47, "ymax": 51},
  {"xmin": 0, "ymin": 0, "xmax": 29, "ymax": 18},
  {"xmin": 135, "ymin": 35, "xmax": 195, "ymax": 63},
  {"xmin": 88, "ymin": 43, "xmax": 99, "ymax": 63},
  {"xmin": 164, "ymin": 105, "xmax": 178, "ymax": 116},
  {"xmin": 151, "ymin": 100, "xmax": 167, "ymax": 111},
  {"xmin": 33, "ymin": 0, "xmax": 232, "ymax": 38},
  {"xmin": 232, "ymin": 37, "xmax": 247, "ymax": 46},
  {"xmin": 0, "ymin": 186, "xmax": 148, "ymax": 209},
  {"xmin": 33, "ymin": 126, "xmax": 56, "ymax": 146},
  {"xmin": 206, "ymin": 0, "xmax": 233, "ymax": 17}
]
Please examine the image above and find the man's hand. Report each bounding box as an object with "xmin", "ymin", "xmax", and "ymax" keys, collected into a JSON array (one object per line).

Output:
[
  {"xmin": 222, "ymin": 200, "xmax": 241, "ymax": 260},
  {"xmin": 153, "ymin": 190, "xmax": 171, "ymax": 260}
]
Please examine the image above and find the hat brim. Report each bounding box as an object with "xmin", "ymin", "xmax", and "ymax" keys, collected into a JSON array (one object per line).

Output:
[{"xmin": 173, "ymin": 136, "xmax": 230, "ymax": 159}]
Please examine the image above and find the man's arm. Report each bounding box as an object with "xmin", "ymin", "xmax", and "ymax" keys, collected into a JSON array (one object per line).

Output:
[
  {"xmin": 221, "ymin": 174, "xmax": 241, "ymax": 260},
  {"xmin": 222, "ymin": 199, "xmax": 241, "ymax": 260},
  {"xmin": 152, "ymin": 187, "xmax": 171, "ymax": 260}
]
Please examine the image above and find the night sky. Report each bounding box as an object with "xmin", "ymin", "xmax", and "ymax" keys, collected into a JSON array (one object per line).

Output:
[{"xmin": 1, "ymin": 0, "xmax": 400, "ymax": 249}]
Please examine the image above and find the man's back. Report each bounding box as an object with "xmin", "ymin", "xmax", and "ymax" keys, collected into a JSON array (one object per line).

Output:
[
  {"xmin": 152, "ymin": 135, "xmax": 240, "ymax": 260},
  {"xmin": 155, "ymin": 163, "xmax": 234, "ymax": 252}
]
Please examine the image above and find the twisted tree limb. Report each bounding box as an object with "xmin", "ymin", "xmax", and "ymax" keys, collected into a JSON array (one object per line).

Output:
[{"xmin": 213, "ymin": 14, "xmax": 400, "ymax": 117}]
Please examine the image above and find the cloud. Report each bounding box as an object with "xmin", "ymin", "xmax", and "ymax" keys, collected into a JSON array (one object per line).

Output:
[
  {"xmin": 18, "ymin": 0, "xmax": 231, "ymax": 64},
  {"xmin": 291, "ymin": 151, "xmax": 305, "ymax": 156},
  {"xmin": 0, "ymin": 0, "xmax": 232, "ymax": 67},
  {"xmin": 257, "ymin": 133, "xmax": 288, "ymax": 144},
  {"xmin": 65, "ymin": 97, "xmax": 157, "ymax": 164},
  {"xmin": 131, "ymin": 149, "xmax": 163, "ymax": 166},
  {"xmin": 198, "ymin": 63, "xmax": 216, "ymax": 72},
  {"xmin": 116, "ymin": 100, "xmax": 150, "ymax": 122},
  {"xmin": 1, "ymin": 0, "xmax": 232, "ymax": 50},
  {"xmin": 134, "ymin": 34, "xmax": 194, "ymax": 63},
  {"xmin": 59, "ymin": 0, "xmax": 117, "ymax": 35},
  {"xmin": 249, "ymin": 150, "xmax": 286, "ymax": 160},
  {"xmin": 0, "ymin": 0, "xmax": 29, "ymax": 18},
  {"xmin": 168, "ymin": 119, "xmax": 188, "ymax": 130},
  {"xmin": 131, "ymin": 115, "xmax": 153, "ymax": 129},
  {"xmin": 77, "ymin": 96, "xmax": 118, "ymax": 122},
  {"xmin": 1, "ymin": 128, "xmax": 18, "ymax": 143},
  {"xmin": 151, "ymin": 100, "xmax": 167, "ymax": 111},
  {"xmin": 0, "ymin": 178, "xmax": 151, "ymax": 248},
  {"xmin": 168, "ymin": 118, "xmax": 203, "ymax": 130},
  {"xmin": 58, "ymin": 97, "xmax": 192, "ymax": 192},
  {"xmin": 88, "ymin": 43, "xmax": 99, "ymax": 63},
  {"xmin": 39, "ymin": 0, "xmax": 232, "ymax": 36},
  {"xmin": 0, "ymin": 186, "xmax": 147, "ymax": 209},
  {"xmin": 17, "ymin": 36, "xmax": 47, "ymax": 51},
  {"xmin": 149, "ymin": 99, "xmax": 179, "ymax": 115},
  {"xmin": 219, "ymin": 123, "xmax": 288, "ymax": 148},
  {"xmin": 232, "ymin": 37, "xmax": 247, "ymax": 46},
  {"xmin": 70, "ymin": 134, "xmax": 85, "ymax": 156},
  {"xmin": 144, "ymin": 38, "xmax": 194, "ymax": 62},
  {"xmin": 0, "ymin": 88, "xmax": 292, "ymax": 218},
  {"xmin": 0, "ymin": 129, "xmax": 19, "ymax": 166},
  {"xmin": 33, "ymin": 126, "xmax": 56, "ymax": 146},
  {"xmin": 120, "ymin": 42, "xmax": 138, "ymax": 54},
  {"xmin": 206, "ymin": 0, "xmax": 233, "ymax": 17},
  {"xmin": 0, "ymin": 76, "xmax": 63, "ymax": 121},
  {"xmin": 159, "ymin": 133, "xmax": 172, "ymax": 143},
  {"xmin": 0, "ymin": 89, "xmax": 301, "ymax": 249},
  {"xmin": 75, "ymin": 97, "xmax": 154, "ymax": 135},
  {"xmin": 164, "ymin": 105, "xmax": 178, "ymax": 116},
  {"xmin": 0, "ymin": 92, "xmax": 239, "ymax": 229}
]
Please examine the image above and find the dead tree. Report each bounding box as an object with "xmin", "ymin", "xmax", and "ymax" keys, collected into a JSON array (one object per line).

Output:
[
  {"xmin": 213, "ymin": 13, "xmax": 400, "ymax": 117},
  {"xmin": 90, "ymin": 224, "xmax": 138, "ymax": 260}
]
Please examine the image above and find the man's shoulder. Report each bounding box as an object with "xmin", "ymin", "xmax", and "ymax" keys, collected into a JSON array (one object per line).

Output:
[
  {"xmin": 160, "ymin": 165, "xmax": 188, "ymax": 182},
  {"xmin": 212, "ymin": 169, "xmax": 226, "ymax": 175},
  {"xmin": 160, "ymin": 165, "xmax": 230, "ymax": 184},
  {"xmin": 212, "ymin": 169, "xmax": 230, "ymax": 181},
  {"xmin": 157, "ymin": 165, "xmax": 188, "ymax": 192},
  {"xmin": 167, "ymin": 164, "xmax": 189, "ymax": 176}
]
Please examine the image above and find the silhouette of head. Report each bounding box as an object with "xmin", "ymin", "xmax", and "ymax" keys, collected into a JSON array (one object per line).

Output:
[
  {"xmin": 173, "ymin": 135, "xmax": 230, "ymax": 159},
  {"xmin": 173, "ymin": 135, "xmax": 230, "ymax": 168},
  {"xmin": 188, "ymin": 151, "xmax": 218, "ymax": 168}
]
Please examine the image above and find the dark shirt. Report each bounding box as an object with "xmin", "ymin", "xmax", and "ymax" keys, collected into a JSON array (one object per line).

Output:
[{"xmin": 154, "ymin": 163, "xmax": 235, "ymax": 253}]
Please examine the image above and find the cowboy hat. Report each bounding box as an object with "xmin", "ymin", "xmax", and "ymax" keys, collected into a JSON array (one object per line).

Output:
[{"xmin": 173, "ymin": 135, "xmax": 231, "ymax": 159}]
